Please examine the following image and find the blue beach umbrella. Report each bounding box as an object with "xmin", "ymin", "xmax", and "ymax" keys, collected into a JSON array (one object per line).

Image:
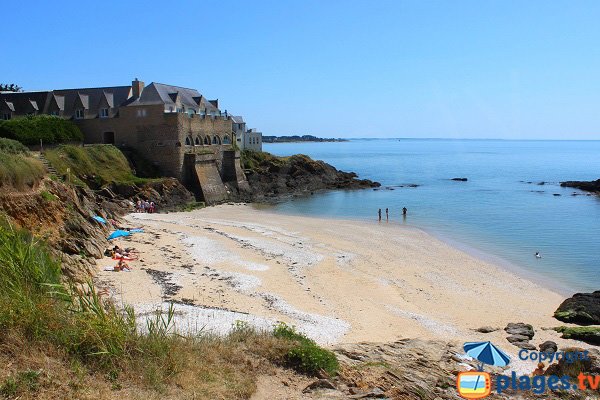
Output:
[
  {"xmin": 107, "ymin": 230, "xmax": 131, "ymax": 240},
  {"xmin": 464, "ymin": 341, "xmax": 511, "ymax": 368},
  {"xmin": 93, "ymin": 216, "xmax": 107, "ymax": 224}
]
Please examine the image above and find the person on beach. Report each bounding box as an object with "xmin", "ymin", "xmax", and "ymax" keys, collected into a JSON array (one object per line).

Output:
[
  {"xmin": 535, "ymin": 252, "xmax": 541, "ymax": 258},
  {"xmin": 385, "ymin": 208, "xmax": 389, "ymax": 221},
  {"xmin": 115, "ymin": 259, "xmax": 130, "ymax": 272},
  {"xmin": 378, "ymin": 208, "xmax": 382, "ymax": 221},
  {"xmin": 402, "ymin": 207, "xmax": 407, "ymax": 216}
]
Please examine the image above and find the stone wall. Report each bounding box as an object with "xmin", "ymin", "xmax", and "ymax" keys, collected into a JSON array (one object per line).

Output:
[{"xmin": 76, "ymin": 105, "xmax": 247, "ymax": 203}]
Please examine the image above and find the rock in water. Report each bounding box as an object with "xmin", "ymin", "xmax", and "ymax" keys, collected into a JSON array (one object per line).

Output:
[
  {"xmin": 451, "ymin": 177, "xmax": 468, "ymax": 181},
  {"xmin": 560, "ymin": 179, "xmax": 600, "ymax": 194},
  {"xmin": 554, "ymin": 291, "xmax": 600, "ymax": 325}
]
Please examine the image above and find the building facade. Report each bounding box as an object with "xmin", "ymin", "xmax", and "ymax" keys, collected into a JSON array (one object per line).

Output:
[{"xmin": 0, "ymin": 79, "xmax": 261, "ymax": 203}]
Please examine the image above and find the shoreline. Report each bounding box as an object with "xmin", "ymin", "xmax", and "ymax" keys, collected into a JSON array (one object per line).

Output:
[
  {"xmin": 96, "ymin": 204, "xmax": 596, "ymax": 369},
  {"xmin": 252, "ymin": 203, "xmax": 579, "ymax": 297}
]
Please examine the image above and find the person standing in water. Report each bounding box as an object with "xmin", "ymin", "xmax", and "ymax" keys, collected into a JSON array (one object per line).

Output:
[
  {"xmin": 402, "ymin": 207, "xmax": 407, "ymax": 216},
  {"xmin": 385, "ymin": 208, "xmax": 389, "ymax": 221},
  {"xmin": 378, "ymin": 208, "xmax": 382, "ymax": 221}
]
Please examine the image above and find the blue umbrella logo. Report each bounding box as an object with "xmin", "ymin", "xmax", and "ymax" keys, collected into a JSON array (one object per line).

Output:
[{"xmin": 464, "ymin": 341, "xmax": 511, "ymax": 370}]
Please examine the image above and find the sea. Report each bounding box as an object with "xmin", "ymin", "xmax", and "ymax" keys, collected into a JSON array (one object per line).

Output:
[{"xmin": 263, "ymin": 139, "xmax": 600, "ymax": 294}]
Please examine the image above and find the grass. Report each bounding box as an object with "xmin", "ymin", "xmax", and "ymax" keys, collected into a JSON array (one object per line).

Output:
[
  {"xmin": 0, "ymin": 146, "xmax": 45, "ymax": 191},
  {"xmin": 0, "ymin": 222, "xmax": 339, "ymax": 398},
  {"xmin": 44, "ymin": 145, "xmax": 151, "ymax": 188}
]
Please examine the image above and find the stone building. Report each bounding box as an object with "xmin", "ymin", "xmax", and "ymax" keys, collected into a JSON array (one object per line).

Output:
[{"xmin": 0, "ymin": 79, "xmax": 260, "ymax": 204}]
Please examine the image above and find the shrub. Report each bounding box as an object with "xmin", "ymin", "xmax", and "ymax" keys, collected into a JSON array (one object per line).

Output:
[
  {"xmin": 273, "ymin": 323, "xmax": 339, "ymax": 376},
  {"xmin": 0, "ymin": 115, "xmax": 83, "ymax": 145}
]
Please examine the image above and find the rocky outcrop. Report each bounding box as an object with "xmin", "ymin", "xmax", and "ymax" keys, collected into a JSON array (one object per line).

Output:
[
  {"xmin": 109, "ymin": 178, "xmax": 195, "ymax": 210},
  {"xmin": 328, "ymin": 339, "xmax": 504, "ymax": 399},
  {"xmin": 0, "ymin": 179, "xmax": 124, "ymax": 281},
  {"xmin": 451, "ymin": 177, "xmax": 468, "ymax": 181},
  {"xmin": 243, "ymin": 153, "xmax": 380, "ymax": 200},
  {"xmin": 560, "ymin": 179, "xmax": 600, "ymax": 194},
  {"xmin": 554, "ymin": 291, "xmax": 600, "ymax": 325}
]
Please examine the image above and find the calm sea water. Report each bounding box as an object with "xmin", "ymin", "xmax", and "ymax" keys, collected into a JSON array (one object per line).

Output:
[{"xmin": 263, "ymin": 139, "xmax": 600, "ymax": 294}]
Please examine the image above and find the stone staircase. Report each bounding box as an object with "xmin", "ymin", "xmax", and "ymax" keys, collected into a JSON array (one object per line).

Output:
[{"xmin": 32, "ymin": 151, "xmax": 62, "ymax": 180}]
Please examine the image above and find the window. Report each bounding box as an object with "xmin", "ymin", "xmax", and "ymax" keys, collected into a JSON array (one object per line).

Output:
[
  {"xmin": 50, "ymin": 110, "xmax": 59, "ymax": 116},
  {"xmin": 75, "ymin": 109, "xmax": 84, "ymax": 119},
  {"xmin": 185, "ymin": 137, "xmax": 192, "ymax": 146},
  {"xmin": 1, "ymin": 113, "xmax": 10, "ymax": 120},
  {"xmin": 136, "ymin": 109, "xmax": 147, "ymax": 117},
  {"xmin": 100, "ymin": 108, "xmax": 109, "ymax": 118}
]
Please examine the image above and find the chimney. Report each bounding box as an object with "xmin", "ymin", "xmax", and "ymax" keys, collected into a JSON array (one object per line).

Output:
[{"xmin": 132, "ymin": 78, "xmax": 144, "ymax": 99}]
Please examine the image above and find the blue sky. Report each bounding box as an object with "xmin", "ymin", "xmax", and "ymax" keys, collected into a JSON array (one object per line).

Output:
[{"xmin": 3, "ymin": 0, "xmax": 600, "ymax": 139}]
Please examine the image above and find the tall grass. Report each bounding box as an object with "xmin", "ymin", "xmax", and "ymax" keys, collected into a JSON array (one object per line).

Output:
[
  {"xmin": 45, "ymin": 145, "xmax": 151, "ymax": 187},
  {"xmin": 0, "ymin": 151, "xmax": 45, "ymax": 190},
  {"xmin": 0, "ymin": 222, "xmax": 339, "ymax": 397}
]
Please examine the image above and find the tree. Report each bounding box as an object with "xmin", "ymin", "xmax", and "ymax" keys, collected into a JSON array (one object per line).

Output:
[{"xmin": 0, "ymin": 83, "xmax": 23, "ymax": 92}]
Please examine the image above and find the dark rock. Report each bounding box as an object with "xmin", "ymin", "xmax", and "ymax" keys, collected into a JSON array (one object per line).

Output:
[
  {"xmin": 553, "ymin": 193, "xmax": 561, "ymax": 196},
  {"xmin": 451, "ymin": 178, "xmax": 468, "ymax": 181},
  {"xmin": 537, "ymin": 181, "xmax": 546, "ymax": 185},
  {"xmin": 513, "ymin": 342, "xmax": 537, "ymax": 350},
  {"xmin": 505, "ymin": 322, "xmax": 535, "ymax": 339},
  {"xmin": 244, "ymin": 153, "xmax": 380, "ymax": 201},
  {"xmin": 539, "ymin": 341, "xmax": 558, "ymax": 353},
  {"xmin": 560, "ymin": 179, "xmax": 600, "ymax": 194},
  {"xmin": 475, "ymin": 326, "xmax": 498, "ymax": 333},
  {"xmin": 554, "ymin": 291, "xmax": 600, "ymax": 325},
  {"xmin": 302, "ymin": 379, "xmax": 336, "ymax": 393},
  {"xmin": 506, "ymin": 334, "xmax": 531, "ymax": 343}
]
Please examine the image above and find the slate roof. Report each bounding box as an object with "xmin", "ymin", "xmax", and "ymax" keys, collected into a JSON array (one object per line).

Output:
[
  {"xmin": 0, "ymin": 86, "xmax": 131, "ymax": 116},
  {"xmin": 128, "ymin": 82, "xmax": 220, "ymax": 113}
]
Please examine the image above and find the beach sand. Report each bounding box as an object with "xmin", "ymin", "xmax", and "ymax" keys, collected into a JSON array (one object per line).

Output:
[{"xmin": 96, "ymin": 204, "xmax": 587, "ymax": 367}]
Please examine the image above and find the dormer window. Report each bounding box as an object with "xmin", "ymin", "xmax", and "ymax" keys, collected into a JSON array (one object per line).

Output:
[
  {"xmin": 2, "ymin": 113, "xmax": 10, "ymax": 120},
  {"xmin": 50, "ymin": 110, "xmax": 59, "ymax": 116},
  {"xmin": 75, "ymin": 109, "xmax": 84, "ymax": 119},
  {"xmin": 100, "ymin": 108, "xmax": 109, "ymax": 118}
]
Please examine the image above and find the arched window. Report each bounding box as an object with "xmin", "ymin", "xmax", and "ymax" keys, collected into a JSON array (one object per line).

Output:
[
  {"xmin": 195, "ymin": 137, "xmax": 201, "ymax": 145},
  {"xmin": 212, "ymin": 135, "xmax": 221, "ymax": 145},
  {"xmin": 223, "ymin": 135, "xmax": 231, "ymax": 144},
  {"xmin": 204, "ymin": 136, "xmax": 210, "ymax": 145},
  {"xmin": 185, "ymin": 136, "xmax": 192, "ymax": 146}
]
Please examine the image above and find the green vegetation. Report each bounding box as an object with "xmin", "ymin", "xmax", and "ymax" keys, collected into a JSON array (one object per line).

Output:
[
  {"xmin": 555, "ymin": 326, "xmax": 600, "ymax": 345},
  {"xmin": 241, "ymin": 149, "xmax": 289, "ymax": 171},
  {"xmin": 45, "ymin": 145, "xmax": 151, "ymax": 187},
  {"xmin": 0, "ymin": 222, "xmax": 339, "ymax": 398},
  {"xmin": 274, "ymin": 322, "xmax": 339, "ymax": 376},
  {"xmin": 0, "ymin": 115, "xmax": 83, "ymax": 145},
  {"xmin": 0, "ymin": 139, "xmax": 45, "ymax": 190}
]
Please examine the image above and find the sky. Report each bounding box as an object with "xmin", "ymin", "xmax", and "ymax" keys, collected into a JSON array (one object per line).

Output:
[{"xmin": 3, "ymin": 0, "xmax": 600, "ymax": 139}]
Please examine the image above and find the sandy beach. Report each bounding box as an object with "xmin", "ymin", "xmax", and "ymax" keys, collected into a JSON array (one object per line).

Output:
[{"xmin": 97, "ymin": 204, "xmax": 586, "ymax": 367}]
